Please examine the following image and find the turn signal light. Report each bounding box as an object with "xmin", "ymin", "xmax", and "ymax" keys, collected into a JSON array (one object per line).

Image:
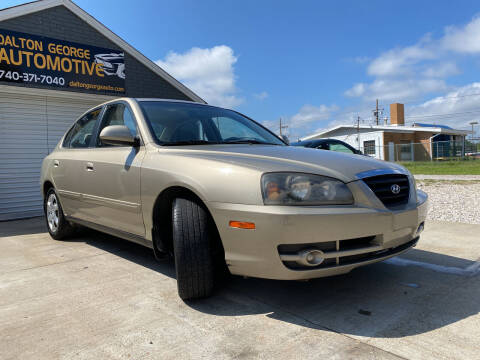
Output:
[{"xmin": 229, "ymin": 221, "xmax": 256, "ymax": 230}]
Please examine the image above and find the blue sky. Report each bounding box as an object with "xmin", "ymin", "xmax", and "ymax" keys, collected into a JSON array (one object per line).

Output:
[{"xmin": 3, "ymin": 0, "xmax": 480, "ymax": 139}]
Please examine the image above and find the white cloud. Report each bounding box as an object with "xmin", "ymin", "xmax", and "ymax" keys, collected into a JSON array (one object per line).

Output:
[
  {"xmin": 367, "ymin": 37, "xmax": 435, "ymax": 77},
  {"xmin": 262, "ymin": 104, "xmax": 339, "ymax": 139},
  {"xmin": 261, "ymin": 119, "xmax": 278, "ymax": 133},
  {"xmin": 290, "ymin": 104, "xmax": 338, "ymax": 128},
  {"xmin": 443, "ymin": 16, "xmax": 480, "ymax": 53},
  {"xmin": 346, "ymin": 16, "xmax": 480, "ymax": 103},
  {"xmin": 346, "ymin": 79, "xmax": 447, "ymax": 102},
  {"xmin": 422, "ymin": 62, "xmax": 460, "ymax": 78},
  {"xmin": 156, "ymin": 45, "xmax": 242, "ymax": 108},
  {"xmin": 408, "ymin": 82, "xmax": 480, "ymax": 129},
  {"xmin": 254, "ymin": 91, "xmax": 269, "ymax": 100},
  {"xmin": 344, "ymin": 83, "xmax": 366, "ymax": 97}
]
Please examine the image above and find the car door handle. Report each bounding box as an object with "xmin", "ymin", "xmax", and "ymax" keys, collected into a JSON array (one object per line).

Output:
[
  {"xmin": 85, "ymin": 162, "xmax": 94, "ymax": 171},
  {"xmin": 53, "ymin": 160, "xmax": 60, "ymax": 167}
]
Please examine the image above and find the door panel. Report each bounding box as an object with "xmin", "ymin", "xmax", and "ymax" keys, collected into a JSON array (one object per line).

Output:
[
  {"xmin": 81, "ymin": 147, "xmax": 145, "ymax": 236},
  {"xmin": 52, "ymin": 108, "xmax": 102, "ymax": 218},
  {"xmin": 80, "ymin": 102, "xmax": 145, "ymax": 236}
]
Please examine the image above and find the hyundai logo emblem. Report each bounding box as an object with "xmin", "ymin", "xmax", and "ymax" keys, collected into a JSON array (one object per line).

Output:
[{"xmin": 391, "ymin": 184, "xmax": 401, "ymax": 194}]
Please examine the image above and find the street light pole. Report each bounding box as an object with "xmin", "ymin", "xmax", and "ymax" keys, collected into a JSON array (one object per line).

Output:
[{"xmin": 470, "ymin": 121, "xmax": 478, "ymax": 140}]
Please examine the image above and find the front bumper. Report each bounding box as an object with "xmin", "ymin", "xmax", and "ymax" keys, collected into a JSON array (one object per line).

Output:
[{"xmin": 208, "ymin": 189, "xmax": 428, "ymax": 280}]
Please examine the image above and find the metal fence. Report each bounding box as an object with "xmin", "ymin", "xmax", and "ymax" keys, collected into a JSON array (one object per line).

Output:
[{"xmin": 360, "ymin": 140, "xmax": 480, "ymax": 162}]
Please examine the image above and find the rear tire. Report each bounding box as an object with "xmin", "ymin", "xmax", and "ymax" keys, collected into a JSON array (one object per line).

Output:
[
  {"xmin": 172, "ymin": 197, "xmax": 217, "ymax": 300},
  {"xmin": 44, "ymin": 188, "xmax": 76, "ymax": 240}
]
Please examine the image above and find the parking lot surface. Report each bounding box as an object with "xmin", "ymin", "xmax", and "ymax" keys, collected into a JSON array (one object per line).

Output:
[{"xmin": 0, "ymin": 218, "xmax": 479, "ymax": 360}]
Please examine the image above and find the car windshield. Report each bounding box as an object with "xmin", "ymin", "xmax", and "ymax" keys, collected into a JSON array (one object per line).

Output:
[{"xmin": 139, "ymin": 101, "xmax": 285, "ymax": 146}]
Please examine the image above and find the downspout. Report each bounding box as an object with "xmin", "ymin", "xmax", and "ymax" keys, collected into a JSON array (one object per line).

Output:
[{"xmin": 428, "ymin": 134, "xmax": 439, "ymax": 161}]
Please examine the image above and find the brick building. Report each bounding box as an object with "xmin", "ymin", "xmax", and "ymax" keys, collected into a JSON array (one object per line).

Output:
[{"xmin": 302, "ymin": 103, "xmax": 470, "ymax": 161}]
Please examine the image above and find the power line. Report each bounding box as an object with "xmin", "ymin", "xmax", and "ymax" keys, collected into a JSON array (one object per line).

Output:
[
  {"xmin": 314, "ymin": 104, "xmax": 480, "ymax": 124},
  {"xmin": 405, "ymin": 109, "xmax": 480, "ymax": 119},
  {"xmin": 400, "ymin": 92, "xmax": 480, "ymax": 105}
]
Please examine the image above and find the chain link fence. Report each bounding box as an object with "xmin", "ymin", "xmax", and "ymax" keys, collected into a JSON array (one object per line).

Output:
[{"xmin": 362, "ymin": 140, "xmax": 480, "ymax": 162}]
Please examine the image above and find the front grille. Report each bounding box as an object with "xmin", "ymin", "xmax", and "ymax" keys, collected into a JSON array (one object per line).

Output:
[{"xmin": 362, "ymin": 174, "xmax": 410, "ymax": 207}]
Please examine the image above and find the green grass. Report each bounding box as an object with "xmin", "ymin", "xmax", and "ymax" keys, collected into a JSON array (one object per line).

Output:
[
  {"xmin": 399, "ymin": 159, "xmax": 480, "ymax": 175},
  {"xmin": 417, "ymin": 179, "xmax": 480, "ymax": 185}
]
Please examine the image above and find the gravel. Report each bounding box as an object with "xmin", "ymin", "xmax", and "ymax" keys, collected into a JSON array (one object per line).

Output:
[
  {"xmin": 417, "ymin": 180, "xmax": 480, "ymax": 224},
  {"xmin": 414, "ymin": 175, "xmax": 480, "ymax": 181}
]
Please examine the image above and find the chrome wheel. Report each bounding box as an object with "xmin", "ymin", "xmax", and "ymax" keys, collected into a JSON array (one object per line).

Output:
[{"xmin": 46, "ymin": 193, "xmax": 59, "ymax": 233}]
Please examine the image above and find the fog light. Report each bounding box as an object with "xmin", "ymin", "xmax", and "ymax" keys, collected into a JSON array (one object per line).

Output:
[
  {"xmin": 299, "ymin": 249, "xmax": 325, "ymax": 266},
  {"xmin": 416, "ymin": 222, "xmax": 425, "ymax": 235}
]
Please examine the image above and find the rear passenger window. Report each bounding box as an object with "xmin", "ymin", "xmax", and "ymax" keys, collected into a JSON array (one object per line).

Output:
[
  {"xmin": 97, "ymin": 103, "xmax": 137, "ymax": 146},
  {"xmin": 63, "ymin": 108, "xmax": 101, "ymax": 148}
]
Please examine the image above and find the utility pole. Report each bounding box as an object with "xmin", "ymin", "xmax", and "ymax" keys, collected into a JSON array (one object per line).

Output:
[
  {"xmin": 372, "ymin": 99, "xmax": 384, "ymax": 125},
  {"xmin": 279, "ymin": 118, "xmax": 288, "ymax": 137},
  {"xmin": 357, "ymin": 116, "xmax": 360, "ymax": 150}
]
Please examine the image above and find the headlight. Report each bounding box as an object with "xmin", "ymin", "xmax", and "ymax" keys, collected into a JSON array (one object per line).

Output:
[{"xmin": 261, "ymin": 173, "xmax": 354, "ymax": 205}]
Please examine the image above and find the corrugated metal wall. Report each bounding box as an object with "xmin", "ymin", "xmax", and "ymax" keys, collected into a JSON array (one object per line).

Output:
[{"xmin": 0, "ymin": 92, "xmax": 104, "ymax": 220}]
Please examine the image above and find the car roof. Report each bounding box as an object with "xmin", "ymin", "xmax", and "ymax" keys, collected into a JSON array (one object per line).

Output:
[
  {"xmin": 132, "ymin": 98, "xmax": 238, "ymax": 112},
  {"xmin": 96, "ymin": 97, "xmax": 228, "ymax": 112},
  {"xmin": 134, "ymin": 98, "xmax": 200, "ymax": 104},
  {"xmin": 134, "ymin": 98, "xmax": 212, "ymax": 106}
]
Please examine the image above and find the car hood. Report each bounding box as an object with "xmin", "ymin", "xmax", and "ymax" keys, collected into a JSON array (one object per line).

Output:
[{"xmin": 162, "ymin": 145, "xmax": 408, "ymax": 183}]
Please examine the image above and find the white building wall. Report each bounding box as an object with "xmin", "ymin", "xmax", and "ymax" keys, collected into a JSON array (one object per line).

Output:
[{"xmin": 324, "ymin": 130, "xmax": 385, "ymax": 159}]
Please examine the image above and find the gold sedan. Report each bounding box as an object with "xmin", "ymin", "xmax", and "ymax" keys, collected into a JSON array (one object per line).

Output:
[{"xmin": 41, "ymin": 98, "xmax": 428, "ymax": 300}]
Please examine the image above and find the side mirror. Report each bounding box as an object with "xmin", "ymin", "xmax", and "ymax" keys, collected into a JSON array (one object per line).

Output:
[{"xmin": 99, "ymin": 125, "xmax": 139, "ymax": 146}]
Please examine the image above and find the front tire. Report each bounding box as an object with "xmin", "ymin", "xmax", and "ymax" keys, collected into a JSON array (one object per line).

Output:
[
  {"xmin": 44, "ymin": 188, "xmax": 75, "ymax": 240},
  {"xmin": 172, "ymin": 197, "xmax": 217, "ymax": 300}
]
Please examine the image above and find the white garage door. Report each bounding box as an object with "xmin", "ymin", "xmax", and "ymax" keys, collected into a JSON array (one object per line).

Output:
[{"xmin": 0, "ymin": 91, "xmax": 110, "ymax": 221}]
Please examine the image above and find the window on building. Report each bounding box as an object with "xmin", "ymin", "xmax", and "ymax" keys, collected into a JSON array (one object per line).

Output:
[{"xmin": 363, "ymin": 140, "xmax": 376, "ymax": 155}]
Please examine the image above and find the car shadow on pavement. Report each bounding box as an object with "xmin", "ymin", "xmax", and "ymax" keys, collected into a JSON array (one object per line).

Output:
[
  {"xmin": 80, "ymin": 228, "xmax": 479, "ymax": 339},
  {"xmin": 186, "ymin": 251, "xmax": 479, "ymax": 339},
  {"xmin": 4, "ymin": 217, "xmax": 479, "ymax": 340}
]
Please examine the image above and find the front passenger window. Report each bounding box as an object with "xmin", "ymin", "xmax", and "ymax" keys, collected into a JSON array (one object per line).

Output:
[{"xmin": 98, "ymin": 104, "xmax": 138, "ymax": 146}]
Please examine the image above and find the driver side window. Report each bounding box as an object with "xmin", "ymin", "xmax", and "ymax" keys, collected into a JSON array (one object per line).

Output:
[{"xmin": 97, "ymin": 103, "xmax": 138, "ymax": 146}]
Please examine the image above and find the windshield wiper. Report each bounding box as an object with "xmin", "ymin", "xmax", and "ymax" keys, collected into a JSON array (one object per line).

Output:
[
  {"xmin": 222, "ymin": 139, "xmax": 281, "ymax": 145},
  {"xmin": 162, "ymin": 140, "xmax": 220, "ymax": 146}
]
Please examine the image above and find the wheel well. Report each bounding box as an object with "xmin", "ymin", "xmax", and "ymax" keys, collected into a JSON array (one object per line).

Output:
[
  {"xmin": 152, "ymin": 186, "xmax": 223, "ymax": 256},
  {"xmin": 43, "ymin": 181, "xmax": 54, "ymax": 198}
]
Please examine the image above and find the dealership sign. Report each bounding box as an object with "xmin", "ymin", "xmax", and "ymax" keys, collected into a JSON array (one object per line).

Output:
[{"xmin": 0, "ymin": 28, "xmax": 125, "ymax": 94}]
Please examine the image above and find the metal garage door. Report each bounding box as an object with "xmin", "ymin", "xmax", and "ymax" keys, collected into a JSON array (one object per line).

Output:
[{"xmin": 0, "ymin": 92, "xmax": 107, "ymax": 221}]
